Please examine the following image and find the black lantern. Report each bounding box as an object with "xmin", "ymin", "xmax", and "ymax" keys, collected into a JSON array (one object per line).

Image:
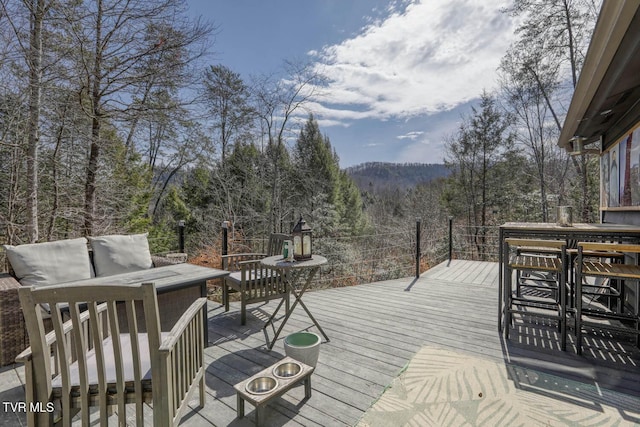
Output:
[{"xmin": 292, "ymin": 216, "xmax": 312, "ymax": 261}]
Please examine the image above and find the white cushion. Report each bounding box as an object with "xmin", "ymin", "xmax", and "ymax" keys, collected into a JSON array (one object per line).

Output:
[
  {"xmin": 4, "ymin": 238, "xmax": 94, "ymax": 287},
  {"xmin": 89, "ymin": 233, "xmax": 153, "ymax": 277},
  {"xmin": 51, "ymin": 332, "xmax": 169, "ymax": 388}
]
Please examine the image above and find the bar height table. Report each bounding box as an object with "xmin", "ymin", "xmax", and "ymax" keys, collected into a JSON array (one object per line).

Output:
[
  {"xmin": 498, "ymin": 222, "xmax": 640, "ymax": 333},
  {"xmin": 261, "ymin": 255, "xmax": 329, "ymax": 350}
]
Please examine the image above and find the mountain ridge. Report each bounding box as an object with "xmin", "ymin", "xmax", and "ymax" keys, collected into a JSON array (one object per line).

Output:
[{"xmin": 345, "ymin": 162, "xmax": 450, "ymax": 191}]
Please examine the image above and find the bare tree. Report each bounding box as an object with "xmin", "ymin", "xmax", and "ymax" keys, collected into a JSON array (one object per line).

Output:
[
  {"xmin": 251, "ymin": 60, "xmax": 325, "ymax": 232},
  {"xmin": 203, "ymin": 64, "xmax": 254, "ymax": 164},
  {"xmin": 0, "ymin": 0, "xmax": 57, "ymax": 242},
  {"xmin": 500, "ymin": 48, "xmax": 571, "ymax": 221},
  {"xmin": 59, "ymin": 0, "xmax": 212, "ymax": 235},
  {"xmin": 503, "ymin": 0, "xmax": 600, "ymax": 221}
]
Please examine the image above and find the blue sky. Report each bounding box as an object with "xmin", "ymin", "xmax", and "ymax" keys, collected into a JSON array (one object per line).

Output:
[{"xmin": 187, "ymin": 0, "xmax": 517, "ymax": 167}]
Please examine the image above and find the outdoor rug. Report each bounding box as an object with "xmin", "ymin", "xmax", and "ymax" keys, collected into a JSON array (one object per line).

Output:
[{"xmin": 358, "ymin": 346, "xmax": 640, "ymax": 426}]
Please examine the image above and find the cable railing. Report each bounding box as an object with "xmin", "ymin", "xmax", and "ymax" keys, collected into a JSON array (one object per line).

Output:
[
  {"xmin": 216, "ymin": 219, "xmax": 502, "ymax": 291},
  {"xmin": 225, "ymin": 229, "xmax": 416, "ymax": 289},
  {"xmin": 450, "ymin": 225, "xmax": 500, "ymax": 261}
]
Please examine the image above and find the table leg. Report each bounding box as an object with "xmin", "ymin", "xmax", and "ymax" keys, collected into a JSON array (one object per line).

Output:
[
  {"xmin": 296, "ymin": 296, "xmax": 329, "ymax": 342},
  {"xmin": 256, "ymin": 406, "xmax": 263, "ymax": 426},
  {"xmin": 288, "ymin": 268, "xmax": 328, "ymax": 340},
  {"xmin": 223, "ymin": 281, "xmax": 229, "ymax": 311},
  {"xmin": 635, "ymin": 281, "xmax": 639, "ymax": 349},
  {"xmin": 236, "ymin": 393, "xmax": 244, "ymax": 419},
  {"xmin": 263, "ymin": 297, "xmax": 287, "ymax": 331},
  {"xmin": 268, "ymin": 290, "xmax": 302, "ymax": 349},
  {"xmin": 560, "ymin": 249, "xmax": 567, "ymax": 351},
  {"xmin": 305, "ymin": 376, "xmax": 312, "ymax": 398},
  {"xmin": 200, "ymin": 280, "xmax": 209, "ymax": 347},
  {"xmin": 576, "ymin": 249, "xmax": 584, "ymax": 355},
  {"xmin": 498, "ymin": 227, "xmax": 504, "ymax": 332},
  {"xmin": 504, "ymin": 247, "xmax": 512, "ymax": 340},
  {"xmin": 268, "ymin": 267, "xmax": 324, "ymax": 349}
]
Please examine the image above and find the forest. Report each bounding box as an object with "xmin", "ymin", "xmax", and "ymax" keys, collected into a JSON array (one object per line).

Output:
[{"xmin": 0, "ymin": 0, "xmax": 602, "ymax": 281}]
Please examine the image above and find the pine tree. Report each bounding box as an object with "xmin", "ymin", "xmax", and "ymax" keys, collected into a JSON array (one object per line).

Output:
[{"xmin": 293, "ymin": 114, "xmax": 366, "ymax": 236}]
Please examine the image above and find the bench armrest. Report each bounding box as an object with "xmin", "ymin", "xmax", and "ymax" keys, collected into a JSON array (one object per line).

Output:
[{"xmin": 159, "ymin": 298, "xmax": 207, "ymax": 351}]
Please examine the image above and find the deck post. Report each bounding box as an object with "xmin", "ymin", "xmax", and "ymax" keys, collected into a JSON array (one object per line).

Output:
[
  {"xmin": 221, "ymin": 221, "xmax": 229, "ymax": 256},
  {"xmin": 178, "ymin": 219, "xmax": 186, "ymax": 253},
  {"xmin": 448, "ymin": 217, "xmax": 453, "ymax": 261},
  {"xmin": 416, "ymin": 218, "xmax": 421, "ymax": 278}
]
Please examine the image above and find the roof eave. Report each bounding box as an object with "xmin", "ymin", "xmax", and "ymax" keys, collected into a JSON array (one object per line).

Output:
[{"xmin": 558, "ymin": 0, "xmax": 638, "ymax": 152}]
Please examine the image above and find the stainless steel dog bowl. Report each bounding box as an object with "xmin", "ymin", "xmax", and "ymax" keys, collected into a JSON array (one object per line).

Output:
[
  {"xmin": 272, "ymin": 361, "xmax": 302, "ymax": 379},
  {"xmin": 245, "ymin": 376, "xmax": 278, "ymax": 395}
]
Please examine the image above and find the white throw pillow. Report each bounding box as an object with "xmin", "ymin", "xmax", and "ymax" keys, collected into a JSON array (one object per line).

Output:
[
  {"xmin": 89, "ymin": 233, "xmax": 153, "ymax": 277},
  {"xmin": 4, "ymin": 237, "xmax": 94, "ymax": 287}
]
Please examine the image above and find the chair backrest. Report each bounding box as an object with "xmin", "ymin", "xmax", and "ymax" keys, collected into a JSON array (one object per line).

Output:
[
  {"xmin": 267, "ymin": 233, "xmax": 290, "ymax": 257},
  {"xmin": 504, "ymin": 238, "xmax": 566, "ymax": 250},
  {"xmin": 578, "ymin": 241, "xmax": 640, "ymax": 254},
  {"xmin": 19, "ymin": 282, "xmax": 162, "ymax": 424}
]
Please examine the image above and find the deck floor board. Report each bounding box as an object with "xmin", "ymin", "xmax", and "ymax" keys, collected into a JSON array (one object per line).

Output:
[{"xmin": 2, "ymin": 259, "xmax": 639, "ymax": 426}]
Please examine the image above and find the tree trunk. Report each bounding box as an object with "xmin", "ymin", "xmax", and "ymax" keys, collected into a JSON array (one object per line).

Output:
[
  {"xmin": 562, "ymin": 0, "xmax": 579, "ymax": 87},
  {"xmin": 46, "ymin": 103, "xmax": 68, "ymax": 240},
  {"xmin": 26, "ymin": 0, "xmax": 46, "ymax": 243},
  {"xmin": 84, "ymin": 0, "xmax": 103, "ymax": 236}
]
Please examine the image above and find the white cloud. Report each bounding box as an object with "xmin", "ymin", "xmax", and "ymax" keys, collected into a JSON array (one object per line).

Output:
[
  {"xmin": 311, "ymin": 0, "xmax": 515, "ymax": 125},
  {"xmin": 397, "ymin": 131, "xmax": 424, "ymax": 140}
]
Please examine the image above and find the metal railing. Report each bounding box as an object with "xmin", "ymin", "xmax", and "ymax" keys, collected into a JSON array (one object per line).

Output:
[
  {"xmin": 448, "ymin": 223, "xmax": 500, "ymax": 261},
  {"xmin": 217, "ymin": 219, "xmax": 501, "ymax": 291}
]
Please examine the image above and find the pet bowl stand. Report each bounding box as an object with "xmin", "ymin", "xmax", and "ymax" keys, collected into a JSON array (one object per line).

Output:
[{"xmin": 234, "ymin": 356, "xmax": 314, "ymax": 426}]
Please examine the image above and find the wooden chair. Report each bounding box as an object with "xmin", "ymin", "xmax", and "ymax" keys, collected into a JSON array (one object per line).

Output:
[
  {"xmin": 16, "ymin": 282, "xmax": 206, "ymax": 427},
  {"xmin": 222, "ymin": 233, "xmax": 290, "ymax": 325},
  {"xmin": 503, "ymin": 238, "xmax": 567, "ymax": 351},
  {"xmin": 574, "ymin": 242, "xmax": 640, "ymax": 355}
]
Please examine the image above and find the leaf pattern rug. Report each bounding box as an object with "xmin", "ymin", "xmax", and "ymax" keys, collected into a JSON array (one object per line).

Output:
[{"xmin": 358, "ymin": 346, "xmax": 640, "ymax": 426}]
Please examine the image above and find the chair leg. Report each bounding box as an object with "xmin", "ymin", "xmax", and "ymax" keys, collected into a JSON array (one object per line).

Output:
[
  {"xmin": 575, "ymin": 263, "xmax": 583, "ymax": 356},
  {"xmin": 505, "ymin": 265, "xmax": 513, "ymax": 339},
  {"xmin": 569, "ymin": 255, "xmax": 575, "ymax": 310},
  {"xmin": 199, "ymin": 374, "xmax": 205, "ymax": 408},
  {"xmin": 635, "ymin": 281, "xmax": 640, "ymax": 349},
  {"xmin": 560, "ymin": 259, "xmax": 567, "ymax": 351},
  {"xmin": 617, "ymin": 278, "xmax": 624, "ymax": 313},
  {"xmin": 240, "ymin": 293, "xmax": 246, "ymax": 325}
]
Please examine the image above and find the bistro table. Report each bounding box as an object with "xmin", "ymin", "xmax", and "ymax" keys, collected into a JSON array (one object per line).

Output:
[
  {"xmin": 61, "ymin": 263, "xmax": 229, "ymax": 345},
  {"xmin": 261, "ymin": 255, "xmax": 329, "ymax": 350},
  {"xmin": 498, "ymin": 222, "xmax": 640, "ymax": 332}
]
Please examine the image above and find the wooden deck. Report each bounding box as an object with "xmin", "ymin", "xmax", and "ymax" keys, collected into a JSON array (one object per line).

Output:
[{"xmin": 1, "ymin": 259, "xmax": 639, "ymax": 426}]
